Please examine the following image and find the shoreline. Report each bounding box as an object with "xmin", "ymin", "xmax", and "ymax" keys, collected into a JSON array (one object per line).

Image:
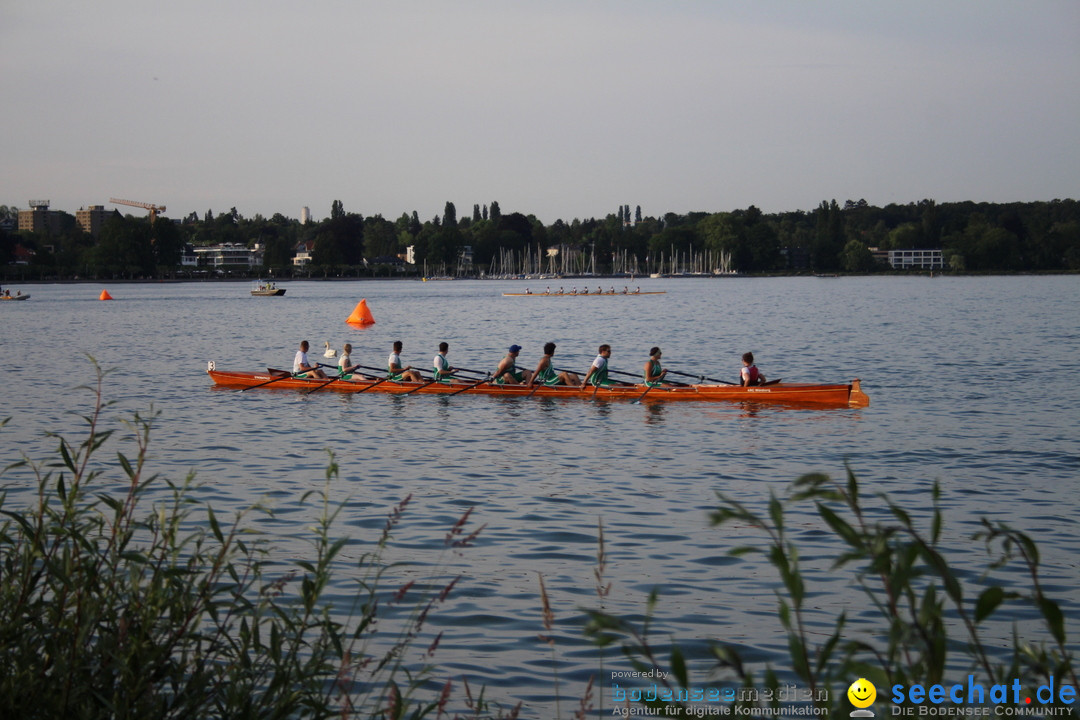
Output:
[{"xmin": 2, "ymin": 270, "xmax": 1077, "ymax": 286}]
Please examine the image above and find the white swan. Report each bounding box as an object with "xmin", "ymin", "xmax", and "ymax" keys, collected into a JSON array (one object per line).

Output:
[{"xmin": 323, "ymin": 341, "xmax": 337, "ymax": 358}]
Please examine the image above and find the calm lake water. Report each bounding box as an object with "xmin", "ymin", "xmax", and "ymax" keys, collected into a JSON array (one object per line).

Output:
[{"xmin": 1, "ymin": 276, "xmax": 1078, "ymax": 716}]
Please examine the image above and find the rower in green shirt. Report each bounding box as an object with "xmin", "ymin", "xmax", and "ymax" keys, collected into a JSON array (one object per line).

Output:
[
  {"xmin": 530, "ymin": 342, "xmax": 580, "ymax": 386},
  {"xmin": 494, "ymin": 344, "xmax": 533, "ymax": 385},
  {"xmin": 582, "ymin": 344, "xmax": 615, "ymax": 387},
  {"xmin": 433, "ymin": 342, "xmax": 458, "ymax": 383},
  {"xmin": 643, "ymin": 346, "xmax": 670, "ymax": 387}
]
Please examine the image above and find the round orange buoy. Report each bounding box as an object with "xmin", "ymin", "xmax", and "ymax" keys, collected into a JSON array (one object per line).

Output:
[
  {"xmin": 99, "ymin": 289, "xmax": 113, "ymax": 301},
  {"xmin": 346, "ymin": 299, "xmax": 375, "ymax": 325}
]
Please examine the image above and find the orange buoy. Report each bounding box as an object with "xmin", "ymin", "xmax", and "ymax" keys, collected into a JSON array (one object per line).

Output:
[
  {"xmin": 99, "ymin": 289, "xmax": 113, "ymax": 301},
  {"xmin": 346, "ymin": 299, "xmax": 375, "ymax": 326}
]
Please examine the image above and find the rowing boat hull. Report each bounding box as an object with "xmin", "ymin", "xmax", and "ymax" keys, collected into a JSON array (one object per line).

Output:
[
  {"xmin": 503, "ymin": 291, "xmax": 665, "ymax": 296},
  {"xmin": 207, "ymin": 369, "xmax": 869, "ymax": 407}
]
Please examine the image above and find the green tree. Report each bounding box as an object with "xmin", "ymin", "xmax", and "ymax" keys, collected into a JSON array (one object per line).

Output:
[
  {"xmin": 151, "ymin": 216, "xmax": 183, "ymax": 269},
  {"xmin": 840, "ymin": 238, "xmax": 876, "ymax": 272},
  {"xmin": 93, "ymin": 215, "xmax": 154, "ymax": 277}
]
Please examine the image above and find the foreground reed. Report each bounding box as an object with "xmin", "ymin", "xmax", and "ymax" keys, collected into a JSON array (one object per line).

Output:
[
  {"xmin": 581, "ymin": 468, "xmax": 1078, "ymax": 717},
  {"xmin": 0, "ymin": 363, "xmax": 517, "ymax": 719}
]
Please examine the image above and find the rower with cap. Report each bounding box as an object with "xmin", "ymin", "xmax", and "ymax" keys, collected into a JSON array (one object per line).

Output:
[{"xmin": 494, "ymin": 344, "xmax": 532, "ymax": 385}]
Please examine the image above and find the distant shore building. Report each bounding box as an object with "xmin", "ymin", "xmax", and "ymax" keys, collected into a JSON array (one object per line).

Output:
[
  {"xmin": 301, "ymin": 206, "xmax": 311, "ymax": 225},
  {"xmin": 293, "ymin": 239, "xmax": 314, "ymax": 267},
  {"xmin": 18, "ymin": 200, "xmax": 62, "ymax": 235},
  {"xmin": 75, "ymin": 205, "xmax": 115, "ymax": 238},
  {"xmin": 888, "ymin": 248, "xmax": 943, "ymax": 270},
  {"xmin": 193, "ymin": 243, "xmax": 264, "ymax": 268}
]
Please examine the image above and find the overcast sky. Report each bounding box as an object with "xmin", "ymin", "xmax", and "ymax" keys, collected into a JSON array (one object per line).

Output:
[{"xmin": 3, "ymin": 1, "xmax": 1078, "ymax": 224}]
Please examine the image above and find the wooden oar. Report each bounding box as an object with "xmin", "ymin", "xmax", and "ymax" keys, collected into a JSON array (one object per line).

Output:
[
  {"xmin": 555, "ymin": 367, "xmax": 634, "ymax": 387},
  {"xmin": 303, "ymin": 373, "xmax": 350, "ymax": 395},
  {"xmin": 452, "ymin": 366, "xmax": 490, "ymax": 378},
  {"xmin": 666, "ymin": 369, "xmax": 737, "ymax": 386},
  {"xmin": 403, "ymin": 377, "xmax": 441, "ymax": 395},
  {"xmin": 447, "ymin": 375, "xmax": 493, "ymax": 396},
  {"xmin": 355, "ymin": 376, "xmax": 392, "ymax": 394},
  {"xmin": 239, "ymin": 370, "xmax": 306, "ymax": 392},
  {"xmin": 632, "ymin": 384, "xmax": 656, "ymax": 404}
]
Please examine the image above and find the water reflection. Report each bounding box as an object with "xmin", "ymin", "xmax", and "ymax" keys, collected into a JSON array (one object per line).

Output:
[{"xmin": 0, "ymin": 277, "xmax": 1078, "ymax": 715}]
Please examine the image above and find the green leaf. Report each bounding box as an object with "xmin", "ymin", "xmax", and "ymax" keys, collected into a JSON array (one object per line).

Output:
[
  {"xmin": 670, "ymin": 644, "xmax": 688, "ymax": 688},
  {"xmin": 1038, "ymin": 597, "xmax": 1065, "ymax": 645},
  {"xmin": 817, "ymin": 503, "xmax": 860, "ymax": 547},
  {"xmin": 117, "ymin": 452, "xmax": 134, "ymax": 479},
  {"xmin": 975, "ymin": 586, "xmax": 1005, "ymax": 623},
  {"xmin": 846, "ymin": 464, "xmax": 859, "ymax": 507},
  {"xmin": 768, "ymin": 492, "xmax": 784, "ymax": 534},
  {"xmin": 207, "ymin": 507, "xmax": 223, "ymax": 543}
]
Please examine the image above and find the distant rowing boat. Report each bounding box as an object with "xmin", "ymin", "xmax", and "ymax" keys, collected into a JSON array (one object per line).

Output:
[
  {"xmin": 0, "ymin": 293, "xmax": 30, "ymax": 301},
  {"xmin": 503, "ymin": 291, "xmax": 666, "ymax": 297},
  {"xmin": 207, "ymin": 367, "xmax": 869, "ymax": 408}
]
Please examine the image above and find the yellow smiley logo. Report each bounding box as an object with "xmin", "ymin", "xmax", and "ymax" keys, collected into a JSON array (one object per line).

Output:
[{"xmin": 847, "ymin": 678, "xmax": 877, "ymax": 708}]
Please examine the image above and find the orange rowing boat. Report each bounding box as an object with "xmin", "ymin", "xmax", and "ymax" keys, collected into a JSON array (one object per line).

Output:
[{"xmin": 207, "ymin": 366, "xmax": 869, "ymax": 408}]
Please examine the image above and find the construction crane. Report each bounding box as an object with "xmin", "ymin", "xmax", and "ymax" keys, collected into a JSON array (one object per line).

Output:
[{"xmin": 110, "ymin": 198, "xmax": 166, "ymax": 224}]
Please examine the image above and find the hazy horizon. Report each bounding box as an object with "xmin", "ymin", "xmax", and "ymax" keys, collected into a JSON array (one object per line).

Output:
[{"xmin": 4, "ymin": 1, "xmax": 1078, "ymax": 225}]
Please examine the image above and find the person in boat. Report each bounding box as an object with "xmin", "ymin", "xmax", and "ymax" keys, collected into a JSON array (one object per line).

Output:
[
  {"xmin": 294, "ymin": 340, "xmax": 327, "ymax": 379},
  {"xmin": 494, "ymin": 345, "xmax": 533, "ymax": 385},
  {"xmin": 388, "ymin": 340, "xmax": 423, "ymax": 382},
  {"xmin": 644, "ymin": 347, "xmax": 670, "ymax": 387},
  {"xmin": 622, "ymin": 286, "xmax": 629, "ymax": 294},
  {"xmin": 433, "ymin": 342, "xmax": 459, "ymax": 383},
  {"xmin": 338, "ymin": 343, "xmax": 366, "ymax": 380},
  {"xmin": 530, "ymin": 342, "xmax": 579, "ymax": 386},
  {"xmin": 582, "ymin": 344, "xmax": 615, "ymax": 387},
  {"xmin": 740, "ymin": 351, "xmax": 767, "ymax": 386}
]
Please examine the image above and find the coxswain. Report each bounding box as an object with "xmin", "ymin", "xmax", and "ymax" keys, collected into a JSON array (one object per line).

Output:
[{"xmin": 740, "ymin": 352, "xmax": 767, "ymax": 386}]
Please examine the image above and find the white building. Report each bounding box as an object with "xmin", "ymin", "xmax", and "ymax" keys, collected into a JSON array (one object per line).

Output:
[
  {"xmin": 301, "ymin": 206, "xmax": 311, "ymax": 225},
  {"xmin": 193, "ymin": 243, "xmax": 264, "ymax": 268},
  {"xmin": 888, "ymin": 248, "xmax": 943, "ymax": 270}
]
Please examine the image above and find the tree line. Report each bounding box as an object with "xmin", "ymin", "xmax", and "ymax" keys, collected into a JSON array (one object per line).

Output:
[{"xmin": 2, "ymin": 197, "xmax": 1079, "ymax": 281}]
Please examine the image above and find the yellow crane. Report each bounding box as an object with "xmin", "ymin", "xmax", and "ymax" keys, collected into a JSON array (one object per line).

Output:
[{"xmin": 110, "ymin": 198, "xmax": 166, "ymax": 224}]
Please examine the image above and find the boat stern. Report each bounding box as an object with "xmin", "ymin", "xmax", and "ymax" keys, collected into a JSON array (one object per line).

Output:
[{"xmin": 848, "ymin": 379, "xmax": 870, "ymax": 407}]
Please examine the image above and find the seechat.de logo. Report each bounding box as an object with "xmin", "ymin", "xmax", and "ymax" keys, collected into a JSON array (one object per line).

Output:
[{"xmin": 849, "ymin": 678, "xmax": 878, "ymax": 718}]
